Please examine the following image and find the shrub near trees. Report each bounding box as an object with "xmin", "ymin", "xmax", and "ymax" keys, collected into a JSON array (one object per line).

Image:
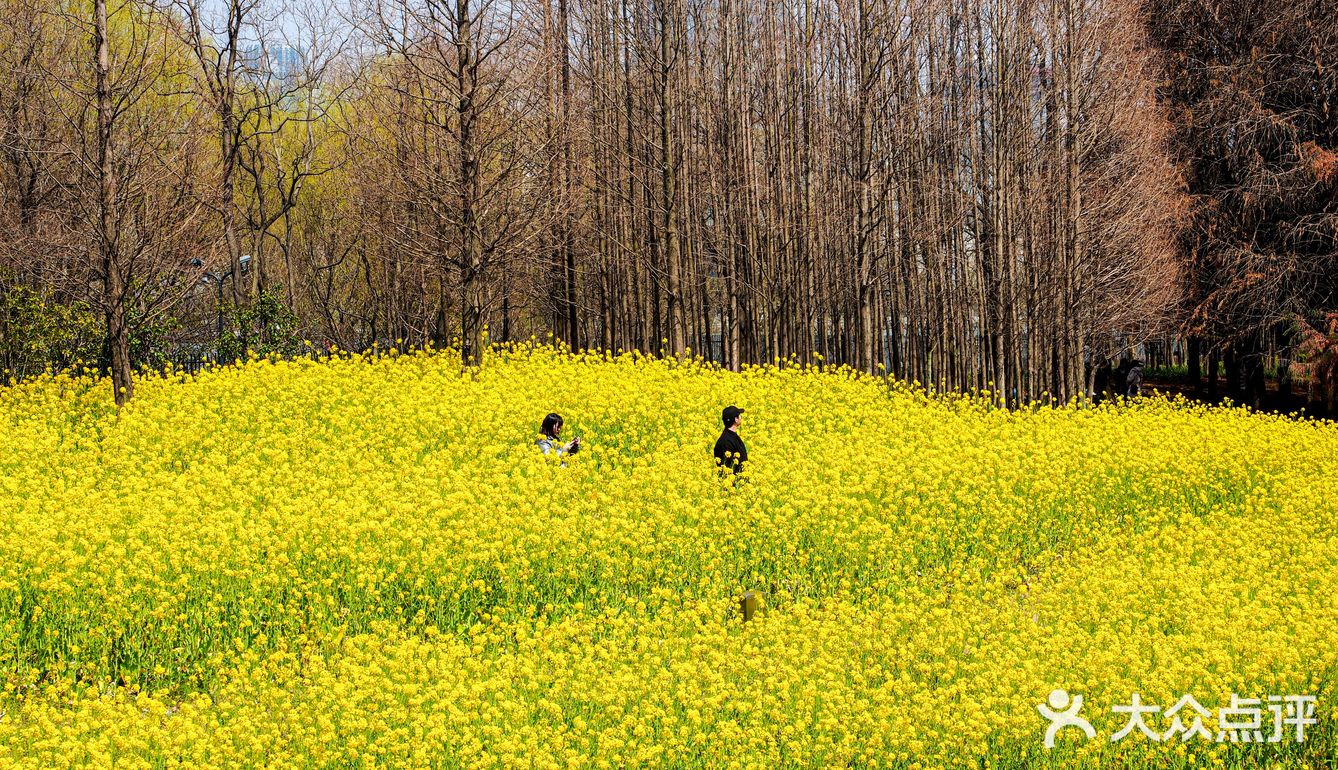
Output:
[{"xmin": 0, "ymin": 281, "xmax": 102, "ymax": 381}]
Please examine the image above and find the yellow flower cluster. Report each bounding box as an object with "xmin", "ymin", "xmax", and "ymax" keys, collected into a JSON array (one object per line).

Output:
[{"xmin": 0, "ymin": 345, "xmax": 1333, "ymax": 768}]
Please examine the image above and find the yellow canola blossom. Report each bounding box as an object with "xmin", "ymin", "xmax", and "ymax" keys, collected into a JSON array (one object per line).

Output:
[{"xmin": 0, "ymin": 344, "xmax": 1334, "ymax": 768}]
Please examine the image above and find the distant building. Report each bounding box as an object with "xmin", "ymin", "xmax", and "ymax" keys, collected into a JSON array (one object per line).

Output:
[{"xmin": 241, "ymin": 44, "xmax": 302, "ymax": 85}]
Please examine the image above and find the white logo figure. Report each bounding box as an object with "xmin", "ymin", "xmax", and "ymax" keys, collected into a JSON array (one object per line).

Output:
[{"xmin": 1038, "ymin": 689, "xmax": 1096, "ymax": 748}]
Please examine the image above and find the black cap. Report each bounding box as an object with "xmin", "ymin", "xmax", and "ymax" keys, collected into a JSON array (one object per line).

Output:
[{"xmin": 722, "ymin": 405, "xmax": 744, "ymax": 425}]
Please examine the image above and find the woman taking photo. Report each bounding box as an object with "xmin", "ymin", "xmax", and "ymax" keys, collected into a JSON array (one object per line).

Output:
[{"xmin": 537, "ymin": 413, "xmax": 581, "ymax": 458}]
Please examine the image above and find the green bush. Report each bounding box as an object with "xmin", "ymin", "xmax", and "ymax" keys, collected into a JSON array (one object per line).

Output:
[
  {"xmin": 217, "ymin": 287, "xmax": 303, "ymax": 363},
  {"xmin": 1, "ymin": 277, "xmax": 185, "ymax": 384},
  {"xmin": 0, "ymin": 284, "xmax": 102, "ymax": 383}
]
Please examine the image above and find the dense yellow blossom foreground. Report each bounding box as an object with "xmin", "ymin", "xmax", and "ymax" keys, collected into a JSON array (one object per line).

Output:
[{"xmin": 0, "ymin": 345, "xmax": 1334, "ymax": 769}]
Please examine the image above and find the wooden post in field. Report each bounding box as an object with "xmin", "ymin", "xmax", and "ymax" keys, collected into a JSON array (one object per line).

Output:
[{"xmin": 740, "ymin": 591, "xmax": 762, "ymax": 622}]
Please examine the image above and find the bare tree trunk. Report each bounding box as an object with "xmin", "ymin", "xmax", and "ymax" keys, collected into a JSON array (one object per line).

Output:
[
  {"xmin": 559, "ymin": 0, "xmax": 579, "ymax": 349},
  {"xmin": 1188, "ymin": 335, "xmax": 1201, "ymax": 392},
  {"xmin": 457, "ymin": 0, "xmax": 482, "ymax": 367},
  {"xmin": 95, "ymin": 0, "xmax": 132, "ymax": 404},
  {"xmin": 658, "ymin": 0, "xmax": 685, "ymax": 356}
]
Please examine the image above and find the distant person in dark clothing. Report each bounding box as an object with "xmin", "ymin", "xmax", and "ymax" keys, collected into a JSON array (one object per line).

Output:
[
  {"xmin": 1093, "ymin": 357, "xmax": 1113, "ymax": 402},
  {"xmin": 713, "ymin": 405, "xmax": 747, "ymax": 475},
  {"xmin": 1125, "ymin": 359, "xmax": 1144, "ymax": 397},
  {"xmin": 1115, "ymin": 358, "xmax": 1132, "ymax": 398}
]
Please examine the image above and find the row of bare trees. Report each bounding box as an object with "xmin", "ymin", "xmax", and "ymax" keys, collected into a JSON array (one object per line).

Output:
[
  {"xmin": 6, "ymin": 0, "xmax": 1323, "ymax": 408},
  {"xmin": 320, "ymin": 0, "xmax": 1184, "ymax": 400}
]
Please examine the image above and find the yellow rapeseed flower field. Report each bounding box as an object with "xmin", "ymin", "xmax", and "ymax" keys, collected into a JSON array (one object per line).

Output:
[{"xmin": 0, "ymin": 344, "xmax": 1333, "ymax": 768}]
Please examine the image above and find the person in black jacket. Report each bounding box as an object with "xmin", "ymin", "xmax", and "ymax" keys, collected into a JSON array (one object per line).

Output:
[
  {"xmin": 713, "ymin": 405, "xmax": 748, "ymax": 475},
  {"xmin": 1125, "ymin": 359, "xmax": 1144, "ymax": 397}
]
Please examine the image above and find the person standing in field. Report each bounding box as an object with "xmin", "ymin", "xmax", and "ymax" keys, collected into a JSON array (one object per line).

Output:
[
  {"xmin": 1114, "ymin": 358, "xmax": 1132, "ymax": 399},
  {"xmin": 537, "ymin": 413, "xmax": 580, "ymax": 458},
  {"xmin": 713, "ymin": 405, "xmax": 747, "ymax": 475},
  {"xmin": 1126, "ymin": 359, "xmax": 1144, "ymax": 397},
  {"xmin": 1092, "ymin": 357, "xmax": 1113, "ymax": 403}
]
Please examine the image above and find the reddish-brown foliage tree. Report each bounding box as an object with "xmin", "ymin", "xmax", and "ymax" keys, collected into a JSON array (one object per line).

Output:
[{"xmin": 1144, "ymin": 0, "xmax": 1338, "ymax": 408}]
